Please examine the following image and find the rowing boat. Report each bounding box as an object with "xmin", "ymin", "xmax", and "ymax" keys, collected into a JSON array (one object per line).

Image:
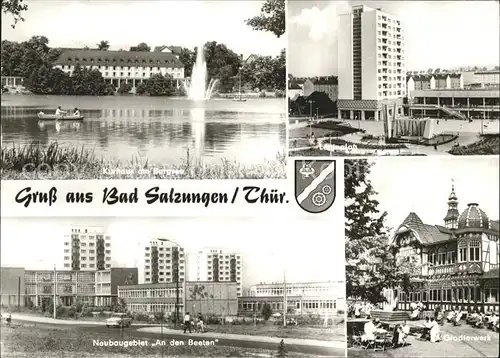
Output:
[{"xmin": 37, "ymin": 113, "xmax": 84, "ymax": 121}]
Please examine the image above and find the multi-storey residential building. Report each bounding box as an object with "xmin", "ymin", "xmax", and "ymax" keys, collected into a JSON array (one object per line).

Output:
[
  {"xmin": 337, "ymin": 5, "xmax": 406, "ymax": 121},
  {"xmin": 407, "ymin": 73, "xmax": 464, "ymax": 93},
  {"xmin": 63, "ymin": 226, "xmax": 112, "ymax": 271},
  {"xmin": 53, "ymin": 49, "xmax": 185, "ymax": 90},
  {"xmin": 384, "ymin": 184, "xmax": 499, "ymax": 313},
  {"xmin": 463, "ymin": 70, "xmax": 500, "ymax": 89},
  {"xmin": 303, "ymin": 76, "xmax": 338, "ymax": 102},
  {"xmin": 144, "ymin": 239, "xmax": 186, "ymax": 284},
  {"xmin": 196, "ymin": 248, "xmax": 243, "ymax": 296},
  {"xmin": 238, "ymin": 281, "xmax": 346, "ymax": 316},
  {"xmin": 0, "ymin": 267, "xmax": 137, "ymax": 308}
]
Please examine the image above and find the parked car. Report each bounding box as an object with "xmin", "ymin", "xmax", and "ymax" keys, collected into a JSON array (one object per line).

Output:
[{"xmin": 106, "ymin": 313, "xmax": 132, "ymax": 328}]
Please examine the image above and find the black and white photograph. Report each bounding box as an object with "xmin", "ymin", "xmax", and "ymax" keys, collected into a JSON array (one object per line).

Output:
[
  {"xmin": 0, "ymin": 217, "xmax": 346, "ymax": 358},
  {"xmin": 287, "ymin": 1, "xmax": 499, "ymax": 157},
  {"xmin": 344, "ymin": 156, "xmax": 499, "ymax": 357},
  {"xmin": 0, "ymin": 0, "xmax": 286, "ymax": 179}
]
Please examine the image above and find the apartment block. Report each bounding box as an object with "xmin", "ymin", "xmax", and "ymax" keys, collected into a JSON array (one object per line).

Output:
[
  {"xmin": 63, "ymin": 226, "xmax": 111, "ymax": 271},
  {"xmin": 337, "ymin": 5, "xmax": 406, "ymax": 121},
  {"xmin": 196, "ymin": 248, "xmax": 243, "ymax": 296},
  {"xmin": 144, "ymin": 238, "xmax": 186, "ymax": 284}
]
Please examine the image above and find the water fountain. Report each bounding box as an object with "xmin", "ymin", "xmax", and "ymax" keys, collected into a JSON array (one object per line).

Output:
[{"xmin": 184, "ymin": 44, "xmax": 219, "ymax": 101}]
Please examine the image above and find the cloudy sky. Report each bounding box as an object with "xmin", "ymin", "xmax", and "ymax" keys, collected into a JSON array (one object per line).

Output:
[
  {"xmin": 288, "ymin": 1, "xmax": 500, "ymax": 77},
  {"xmin": 1, "ymin": 0, "xmax": 285, "ymax": 57},
  {"xmin": 365, "ymin": 156, "xmax": 499, "ymax": 232},
  {"xmin": 1, "ymin": 216, "xmax": 345, "ymax": 290}
]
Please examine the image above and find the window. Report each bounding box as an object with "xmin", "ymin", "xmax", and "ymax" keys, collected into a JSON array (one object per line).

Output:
[
  {"xmin": 469, "ymin": 240, "xmax": 480, "ymax": 261},
  {"xmin": 438, "ymin": 248, "xmax": 446, "ymax": 265},
  {"xmin": 459, "ymin": 242, "xmax": 467, "ymax": 262}
]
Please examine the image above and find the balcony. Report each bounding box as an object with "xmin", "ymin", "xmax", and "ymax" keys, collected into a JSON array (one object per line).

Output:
[{"xmin": 428, "ymin": 264, "xmax": 457, "ymax": 276}]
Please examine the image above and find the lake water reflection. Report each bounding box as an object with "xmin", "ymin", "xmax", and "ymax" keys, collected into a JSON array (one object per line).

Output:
[{"xmin": 1, "ymin": 95, "xmax": 286, "ymax": 166}]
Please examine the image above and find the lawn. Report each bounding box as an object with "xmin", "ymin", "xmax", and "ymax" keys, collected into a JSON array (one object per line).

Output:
[
  {"xmin": 206, "ymin": 320, "xmax": 345, "ymax": 342},
  {"xmin": 0, "ymin": 323, "xmax": 317, "ymax": 358},
  {"xmin": 0, "ymin": 142, "xmax": 286, "ymax": 180},
  {"xmin": 448, "ymin": 134, "xmax": 500, "ymax": 155}
]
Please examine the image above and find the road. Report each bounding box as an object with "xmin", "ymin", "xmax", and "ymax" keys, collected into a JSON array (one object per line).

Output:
[{"xmin": 7, "ymin": 320, "xmax": 345, "ymax": 357}]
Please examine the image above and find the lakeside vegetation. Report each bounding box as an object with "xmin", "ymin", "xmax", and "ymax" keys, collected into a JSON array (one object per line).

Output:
[{"xmin": 1, "ymin": 142, "xmax": 286, "ymax": 180}]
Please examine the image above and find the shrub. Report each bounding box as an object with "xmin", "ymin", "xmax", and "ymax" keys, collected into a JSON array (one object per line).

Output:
[
  {"xmin": 259, "ymin": 91, "xmax": 267, "ymax": 98},
  {"xmin": 133, "ymin": 313, "xmax": 150, "ymax": 323},
  {"xmin": 274, "ymin": 89, "xmax": 285, "ymax": 98},
  {"xmin": 261, "ymin": 303, "xmax": 273, "ymax": 321}
]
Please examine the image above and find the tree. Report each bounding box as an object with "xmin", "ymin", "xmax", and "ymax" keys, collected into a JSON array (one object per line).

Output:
[
  {"xmin": 202, "ymin": 41, "xmax": 242, "ymax": 92},
  {"xmin": 261, "ymin": 303, "xmax": 272, "ymax": 321},
  {"xmin": 2, "ymin": 0, "xmax": 28, "ymax": 28},
  {"xmin": 145, "ymin": 73, "xmax": 175, "ymax": 96},
  {"xmin": 117, "ymin": 81, "xmax": 132, "ymax": 94},
  {"xmin": 178, "ymin": 47, "xmax": 195, "ymax": 78},
  {"xmin": 246, "ymin": 0, "xmax": 285, "ymax": 38},
  {"xmin": 130, "ymin": 42, "xmax": 151, "ymax": 52},
  {"xmin": 97, "ymin": 40, "xmax": 110, "ymax": 51},
  {"xmin": 345, "ymin": 159, "xmax": 418, "ymax": 304},
  {"xmin": 240, "ymin": 50, "xmax": 284, "ymax": 91}
]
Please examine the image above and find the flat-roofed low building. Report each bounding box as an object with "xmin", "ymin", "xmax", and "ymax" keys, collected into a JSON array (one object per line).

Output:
[
  {"xmin": 117, "ymin": 281, "xmax": 238, "ymax": 317},
  {"xmin": 409, "ymin": 88, "xmax": 500, "ymax": 120},
  {"xmin": 53, "ymin": 50, "xmax": 185, "ymax": 90},
  {"xmin": 238, "ymin": 281, "xmax": 346, "ymax": 316}
]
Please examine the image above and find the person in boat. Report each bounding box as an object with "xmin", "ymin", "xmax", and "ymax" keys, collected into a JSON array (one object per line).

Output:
[
  {"xmin": 55, "ymin": 106, "xmax": 67, "ymax": 117},
  {"xmin": 73, "ymin": 108, "xmax": 81, "ymax": 117}
]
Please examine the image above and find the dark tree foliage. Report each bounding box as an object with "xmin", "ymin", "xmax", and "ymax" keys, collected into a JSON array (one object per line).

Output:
[
  {"xmin": 261, "ymin": 303, "xmax": 272, "ymax": 321},
  {"xmin": 2, "ymin": 0, "xmax": 28, "ymax": 28},
  {"xmin": 345, "ymin": 159, "xmax": 419, "ymax": 303},
  {"xmin": 129, "ymin": 42, "xmax": 151, "ymax": 52},
  {"xmin": 246, "ymin": 0, "xmax": 285, "ymax": 38},
  {"xmin": 97, "ymin": 40, "xmax": 110, "ymax": 51}
]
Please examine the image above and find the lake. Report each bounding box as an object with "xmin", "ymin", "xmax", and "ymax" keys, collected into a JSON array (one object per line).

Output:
[{"xmin": 1, "ymin": 95, "xmax": 286, "ymax": 166}]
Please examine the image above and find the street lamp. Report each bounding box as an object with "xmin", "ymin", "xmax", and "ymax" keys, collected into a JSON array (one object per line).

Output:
[
  {"xmin": 157, "ymin": 238, "xmax": 182, "ymax": 329},
  {"xmin": 308, "ymin": 100, "xmax": 314, "ymax": 138},
  {"xmin": 53, "ymin": 264, "xmax": 57, "ymax": 320}
]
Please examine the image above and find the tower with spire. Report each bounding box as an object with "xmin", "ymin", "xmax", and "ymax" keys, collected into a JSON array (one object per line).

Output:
[{"xmin": 444, "ymin": 179, "xmax": 459, "ymax": 229}]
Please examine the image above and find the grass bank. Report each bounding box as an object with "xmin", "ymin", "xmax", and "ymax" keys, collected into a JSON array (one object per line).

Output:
[
  {"xmin": 206, "ymin": 319, "xmax": 345, "ymax": 342},
  {"xmin": 448, "ymin": 133, "xmax": 500, "ymax": 155},
  {"xmin": 1, "ymin": 142, "xmax": 286, "ymax": 180},
  {"xmin": 0, "ymin": 323, "xmax": 314, "ymax": 358}
]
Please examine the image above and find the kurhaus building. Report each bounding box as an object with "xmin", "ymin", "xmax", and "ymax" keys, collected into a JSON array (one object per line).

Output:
[
  {"xmin": 53, "ymin": 48, "xmax": 185, "ymax": 90},
  {"xmin": 384, "ymin": 184, "xmax": 499, "ymax": 313}
]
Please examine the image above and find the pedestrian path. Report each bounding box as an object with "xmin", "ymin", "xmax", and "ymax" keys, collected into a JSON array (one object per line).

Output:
[{"xmin": 137, "ymin": 326, "xmax": 346, "ymax": 349}]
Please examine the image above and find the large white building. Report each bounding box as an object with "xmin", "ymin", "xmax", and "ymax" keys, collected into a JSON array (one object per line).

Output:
[
  {"xmin": 238, "ymin": 281, "xmax": 346, "ymax": 316},
  {"xmin": 144, "ymin": 239, "xmax": 186, "ymax": 284},
  {"xmin": 63, "ymin": 226, "xmax": 111, "ymax": 271},
  {"xmin": 196, "ymin": 248, "xmax": 243, "ymax": 296},
  {"xmin": 53, "ymin": 49, "xmax": 185, "ymax": 90},
  {"xmin": 337, "ymin": 5, "xmax": 406, "ymax": 121}
]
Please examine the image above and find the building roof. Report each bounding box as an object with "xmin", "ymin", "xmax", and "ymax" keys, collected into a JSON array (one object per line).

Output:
[
  {"xmin": 54, "ymin": 50, "xmax": 184, "ymax": 68},
  {"xmin": 310, "ymin": 76, "xmax": 338, "ymax": 85},
  {"xmin": 289, "ymin": 81, "xmax": 302, "ymax": 90},
  {"xmin": 153, "ymin": 45, "xmax": 183, "ymax": 55},
  {"xmin": 397, "ymin": 212, "xmax": 453, "ymax": 245},
  {"xmin": 410, "ymin": 74, "xmax": 433, "ymax": 81},
  {"xmin": 458, "ymin": 203, "xmax": 491, "ymax": 230}
]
